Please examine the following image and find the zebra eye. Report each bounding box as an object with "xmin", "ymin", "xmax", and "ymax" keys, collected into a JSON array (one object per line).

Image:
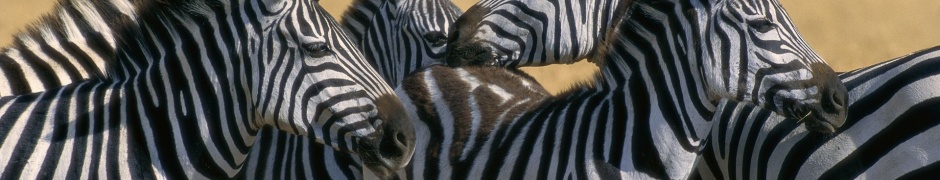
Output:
[
  {"xmin": 423, "ymin": 31, "xmax": 448, "ymax": 47},
  {"xmin": 747, "ymin": 17, "xmax": 776, "ymax": 33},
  {"xmin": 303, "ymin": 42, "xmax": 333, "ymax": 57}
]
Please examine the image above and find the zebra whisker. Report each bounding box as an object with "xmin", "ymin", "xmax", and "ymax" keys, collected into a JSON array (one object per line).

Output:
[{"xmin": 797, "ymin": 111, "xmax": 812, "ymax": 123}]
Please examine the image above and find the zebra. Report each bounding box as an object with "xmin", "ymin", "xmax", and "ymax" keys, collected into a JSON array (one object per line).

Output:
[
  {"xmin": 235, "ymin": 0, "xmax": 558, "ymax": 178},
  {"xmin": 0, "ymin": 0, "xmax": 539, "ymax": 178},
  {"xmin": 431, "ymin": 0, "xmax": 849, "ymax": 178},
  {"xmin": 693, "ymin": 45, "xmax": 940, "ymax": 179},
  {"xmin": 0, "ymin": 0, "xmax": 421, "ymax": 177},
  {"xmin": 0, "ymin": 0, "xmax": 141, "ymax": 96},
  {"xmin": 0, "ymin": 0, "xmax": 416, "ymax": 178}
]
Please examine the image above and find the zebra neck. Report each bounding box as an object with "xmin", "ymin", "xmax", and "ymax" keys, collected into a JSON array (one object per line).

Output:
[
  {"xmin": 342, "ymin": 0, "xmax": 394, "ymax": 43},
  {"xmin": 343, "ymin": 0, "xmax": 415, "ymax": 87},
  {"xmin": 595, "ymin": 0, "xmax": 716, "ymax": 133},
  {"xmin": 0, "ymin": 79, "xmax": 254, "ymax": 178}
]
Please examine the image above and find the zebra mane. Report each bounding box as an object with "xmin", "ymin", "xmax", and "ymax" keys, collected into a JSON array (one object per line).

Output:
[
  {"xmin": 340, "ymin": 0, "xmax": 397, "ymax": 42},
  {"xmin": 11, "ymin": 0, "xmax": 134, "ymax": 44},
  {"xmin": 1, "ymin": 0, "xmax": 196, "ymax": 83},
  {"xmin": 1, "ymin": 0, "xmax": 144, "ymax": 81},
  {"xmin": 587, "ymin": 0, "xmax": 638, "ymax": 69},
  {"xmin": 107, "ymin": 0, "xmax": 250, "ymax": 79}
]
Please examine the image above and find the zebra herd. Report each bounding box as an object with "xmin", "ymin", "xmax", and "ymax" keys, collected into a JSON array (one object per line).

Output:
[{"xmin": 0, "ymin": 0, "xmax": 937, "ymax": 179}]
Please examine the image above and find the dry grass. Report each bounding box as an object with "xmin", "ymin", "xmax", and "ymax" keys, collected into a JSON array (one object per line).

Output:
[{"xmin": 1, "ymin": 0, "xmax": 937, "ymax": 94}]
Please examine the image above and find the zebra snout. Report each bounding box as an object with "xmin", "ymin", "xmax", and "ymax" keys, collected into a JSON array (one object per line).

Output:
[
  {"xmin": 800, "ymin": 64, "xmax": 849, "ymax": 133},
  {"xmin": 445, "ymin": 42, "xmax": 497, "ymax": 67},
  {"xmin": 359, "ymin": 94, "xmax": 416, "ymax": 179},
  {"xmin": 378, "ymin": 124, "xmax": 414, "ymax": 163}
]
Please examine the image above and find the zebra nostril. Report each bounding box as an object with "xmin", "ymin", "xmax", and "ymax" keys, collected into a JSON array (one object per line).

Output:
[
  {"xmin": 379, "ymin": 130, "xmax": 407, "ymax": 159},
  {"xmin": 828, "ymin": 90, "xmax": 845, "ymax": 109},
  {"xmin": 395, "ymin": 131, "xmax": 408, "ymax": 147},
  {"xmin": 379, "ymin": 133, "xmax": 405, "ymax": 158}
]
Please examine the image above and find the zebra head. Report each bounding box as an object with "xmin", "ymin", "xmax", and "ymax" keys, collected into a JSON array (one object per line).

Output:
[
  {"xmin": 445, "ymin": 0, "xmax": 631, "ymax": 66},
  {"xmin": 248, "ymin": 0, "xmax": 415, "ymax": 176},
  {"xmin": 695, "ymin": 0, "xmax": 847, "ymax": 132},
  {"xmin": 445, "ymin": 0, "xmax": 847, "ymax": 133},
  {"xmin": 342, "ymin": 0, "xmax": 464, "ymax": 87}
]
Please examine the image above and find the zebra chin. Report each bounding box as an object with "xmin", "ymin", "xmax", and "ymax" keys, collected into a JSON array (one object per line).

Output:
[{"xmin": 356, "ymin": 94, "xmax": 417, "ymax": 179}]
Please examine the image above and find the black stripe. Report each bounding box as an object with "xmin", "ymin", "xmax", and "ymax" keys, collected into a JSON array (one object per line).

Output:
[
  {"xmin": 818, "ymin": 97, "xmax": 940, "ymax": 179},
  {"xmin": 0, "ymin": 54, "xmax": 32, "ymax": 94}
]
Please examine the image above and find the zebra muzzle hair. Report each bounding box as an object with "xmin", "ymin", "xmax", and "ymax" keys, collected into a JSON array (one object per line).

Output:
[{"xmin": 445, "ymin": 42, "xmax": 498, "ymax": 67}]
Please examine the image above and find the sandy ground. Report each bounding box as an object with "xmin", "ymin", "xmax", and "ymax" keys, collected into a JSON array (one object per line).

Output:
[{"xmin": 1, "ymin": 0, "xmax": 938, "ymax": 94}]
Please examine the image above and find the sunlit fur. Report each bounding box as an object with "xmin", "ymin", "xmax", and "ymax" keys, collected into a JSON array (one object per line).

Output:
[
  {"xmin": 449, "ymin": 0, "xmax": 847, "ymax": 131},
  {"xmin": 0, "ymin": 0, "xmax": 140, "ymax": 96},
  {"xmin": 0, "ymin": 0, "xmax": 414, "ymax": 178},
  {"xmin": 694, "ymin": 46, "xmax": 940, "ymax": 179}
]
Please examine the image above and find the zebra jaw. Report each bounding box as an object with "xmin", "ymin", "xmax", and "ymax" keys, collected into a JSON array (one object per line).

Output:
[{"xmin": 782, "ymin": 100, "xmax": 844, "ymax": 133}]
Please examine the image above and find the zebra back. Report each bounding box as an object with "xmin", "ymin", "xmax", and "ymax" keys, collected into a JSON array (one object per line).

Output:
[{"xmin": 694, "ymin": 46, "xmax": 940, "ymax": 179}]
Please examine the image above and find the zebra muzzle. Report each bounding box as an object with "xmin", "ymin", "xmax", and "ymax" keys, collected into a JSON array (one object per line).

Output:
[{"xmin": 357, "ymin": 94, "xmax": 417, "ymax": 179}]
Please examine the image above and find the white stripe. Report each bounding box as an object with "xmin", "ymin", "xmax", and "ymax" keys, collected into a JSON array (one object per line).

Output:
[
  {"xmin": 5, "ymin": 48, "xmax": 46, "ymax": 93},
  {"xmin": 97, "ymin": 86, "xmax": 114, "ymax": 178},
  {"xmin": 78, "ymin": 83, "xmax": 102, "ymax": 179},
  {"xmin": 74, "ymin": 0, "xmax": 116, "ymax": 48},
  {"xmin": 20, "ymin": 35, "xmax": 73, "ymax": 86},
  {"xmin": 39, "ymin": 24, "xmax": 91, "ymax": 79},
  {"xmin": 0, "ymin": 51, "xmax": 13, "ymax": 95},
  {"xmin": 117, "ymin": 85, "xmax": 132, "ymax": 178},
  {"xmin": 109, "ymin": 0, "xmax": 138, "ymax": 21},
  {"xmin": 425, "ymin": 70, "xmax": 455, "ymax": 178},
  {"xmin": 0, "ymin": 94, "xmax": 47, "ymax": 175},
  {"xmin": 52, "ymin": 83, "xmax": 87, "ymax": 179},
  {"xmin": 21, "ymin": 88, "xmax": 68, "ymax": 179}
]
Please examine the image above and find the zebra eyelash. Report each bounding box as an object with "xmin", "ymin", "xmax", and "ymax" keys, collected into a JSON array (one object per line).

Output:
[
  {"xmin": 302, "ymin": 41, "xmax": 333, "ymax": 57},
  {"xmin": 747, "ymin": 17, "xmax": 776, "ymax": 33}
]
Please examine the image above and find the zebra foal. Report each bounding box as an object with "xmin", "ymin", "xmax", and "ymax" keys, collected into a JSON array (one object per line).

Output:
[{"xmin": 0, "ymin": 0, "xmax": 414, "ymax": 179}]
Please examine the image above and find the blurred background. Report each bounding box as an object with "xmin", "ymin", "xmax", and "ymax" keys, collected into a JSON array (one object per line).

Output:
[{"xmin": 2, "ymin": 0, "xmax": 938, "ymax": 94}]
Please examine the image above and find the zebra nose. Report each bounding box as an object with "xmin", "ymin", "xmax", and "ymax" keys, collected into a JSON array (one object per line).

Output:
[
  {"xmin": 813, "ymin": 77, "xmax": 848, "ymax": 130},
  {"xmin": 379, "ymin": 123, "xmax": 413, "ymax": 163},
  {"xmin": 445, "ymin": 42, "xmax": 495, "ymax": 67},
  {"xmin": 802, "ymin": 64, "xmax": 848, "ymax": 133},
  {"xmin": 359, "ymin": 94, "xmax": 416, "ymax": 178},
  {"xmin": 825, "ymin": 86, "xmax": 847, "ymax": 111}
]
